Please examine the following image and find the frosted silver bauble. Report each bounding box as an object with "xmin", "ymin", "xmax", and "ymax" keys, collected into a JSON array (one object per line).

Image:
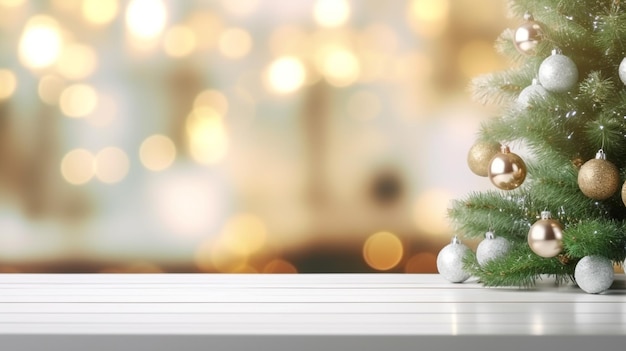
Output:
[
  {"xmin": 538, "ymin": 51, "xmax": 578, "ymax": 93},
  {"xmin": 437, "ymin": 236, "xmax": 471, "ymax": 283},
  {"xmin": 476, "ymin": 231, "xmax": 511, "ymax": 266},
  {"xmin": 517, "ymin": 79, "xmax": 549, "ymax": 109},
  {"xmin": 619, "ymin": 57, "xmax": 626, "ymax": 85},
  {"xmin": 575, "ymin": 255, "xmax": 614, "ymax": 294}
]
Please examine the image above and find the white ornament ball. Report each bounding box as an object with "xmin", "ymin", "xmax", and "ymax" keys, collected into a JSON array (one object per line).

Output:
[
  {"xmin": 619, "ymin": 57, "xmax": 626, "ymax": 85},
  {"xmin": 437, "ymin": 237, "xmax": 471, "ymax": 283},
  {"xmin": 538, "ymin": 53, "xmax": 578, "ymax": 93},
  {"xmin": 476, "ymin": 231, "xmax": 511, "ymax": 266},
  {"xmin": 574, "ymin": 255, "xmax": 614, "ymax": 294},
  {"xmin": 517, "ymin": 80, "xmax": 549, "ymax": 109}
]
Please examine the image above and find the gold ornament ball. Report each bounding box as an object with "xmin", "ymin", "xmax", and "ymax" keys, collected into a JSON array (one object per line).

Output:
[
  {"xmin": 488, "ymin": 145, "xmax": 527, "ymax": 190},
  {"xmin": 514, "ymin": 14, "xmax": 542, "ymax": 55},
  {"xmin": 621, "ymin": 180, "xmax": 626, "ymax": 207},
  {"xmin": 467, "ymin": 141, "xmax": 501, "ymax": 177},
  {"xmin": 577, "ymin": 152, "xmax": 620, "ymax": 200},
  {"xmin": 527, "ymin": 211, "xmax": 563, "ymax": 258}
]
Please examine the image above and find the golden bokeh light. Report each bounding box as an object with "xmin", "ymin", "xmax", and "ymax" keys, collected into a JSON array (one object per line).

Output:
[
  {"xmin": 56, "ymin": 43, "xmax": 98, "ymax": 80},
  {"xmin": 404, "ymin": 252, "xmax": 437, "ymax": 273},
  {"xmin": 263, "ymin": 259, "xmax": 298, "ymax": 273},
  {"xmin": 125, "ymin": 0, "xmax": 167, "ymax": 40},
  {"xmin": 218, "ymin": 27, "xmax": 252, "ymax": 59},
  {"xmin": 266, "ymin": 56, "xmax": 306, "ymax": 94},
  {"xmin": 221, "ymin": 213, "xmax": 267, "ymax": 256},
  {"xmin": 187, "ymin": 11, "xmax": 222, "ymax": 51},
  {"xmin": 220, "ymin": 0, "xmax": 258, "ymax": 17},
  {"xmin": 269, "ymin": 26, "xmax": 308, "ymax": 56},
  {"xmin": 163, "ymin": 25, "xmax": 197, "ymax": 58},
  {"xmin": 346, "ymin": 90, "xmax": 381, "ymax": 120},
  {"xmin": 318, "ymin": 47, "xmax": 360, "ymax": 87},
  {"xmin": 413, "ymin": 188, "xmax": 453, "ymax": 236},
  {"xmin": 86, "ymin": 94, "xmax": 117, "ymax": 127},
  {"xmin": 82, "ymin": 0, "xmax": 118, "ymax": 25},
  {"xmin": 407, "ymin": 0, "xmax": 450, "ymax": 38},
  {"xmin": 313, "ymin": 0, "xmax": 350, "ymax": 28},
  {"xmin": 0, "ymin": 69, "xmax": 17, "ymax": 100},
  {"xmin": 193, "ymin": 89, "xmax": 229, "ymax": 116},
  {"xmin": 363, "ymin": 231, "xmax": 404, "ymax": 271},
  {"xmin": 60, "ymin": 148, "xmax": 96, "ymax": 185},
  {"xmin": 139, "ymin": 134, "xmax": 176, "ymax": 171},
  {"xmin": 18, "ymin": 15, "xmax": 63, "ymax": 69},
  {"xmin": 38, "ymin": 75, "xmax": 66, "ymax": 105},
  {"xmin": 458, "ymin": 40, "xmax": 504, "ymax": 78},
  {"xmin": 94, "ymin": 147, "xmax": 129, "ymax": 184},
  {"xmin": 186, "ymin": 107, "xmax": 229, "ymax": 164},
  {"xmin": 59, "ymin": 84, "xmax": 98, "ymax": 118},
  {"xmin": 0, "ymin": 0, "xmax": 25, "ymax": 7}
]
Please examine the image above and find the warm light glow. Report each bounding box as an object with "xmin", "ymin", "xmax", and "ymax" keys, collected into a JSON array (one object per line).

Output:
[
  {"xmin": 140, "ymin": 134, "xmax": 176, "ymax": 171},
  {"xmin": 186, "ymin": 107, "xmax": 228, "ymax": 164},
  {"xmin": 319, "ymin": 48, "xmax": 360, "ymax": 87},
  {"xmin": 218, "ymin": 27, "xmax": 252, "ymax": 59},
  {"xmin": 193, "ymin": 89, "xmax": 229, "ymax": 116},
  {"xmin": 458, "ymin": 40, "xmax": 504, "ymax": 78},
  {"xmin": 413, "ymin": 188, "xmax": 453, "ymax": 236},
  {"xmin": 38, "ymin": 75, "xmax": 66, "ymax": 105},
  {"xmin": 61, "ymin": 149, "xmax": 95, "ymax": 185},
  {"xmin": 163, "ymin": 25, "xmax": 197, "ymax": 58},
  {"xmin": 269, "ymin": 26, "xmax": 308, "ymax": 56},
  {"xmin": 82, "ymin": 0, "xmax": 118, "ymax": 25},
  {"xmin": 0, "ymin": 69, "xmax": 17, "ymax": 100},
  {"xmin": 407, "ymin": 0, "xmax": 450, "ymax": 38},
  {"xmin": 86, "ymin": 94, "xmax": 117, "ymax": 127},
  {"xmin": 363, "ymin": 231, "xmax": 404, "ymax": 271},
  {"xmin": 221, "ymin": 213, "xmax": 267, "ymax": 256},
  {"xmin": 263, "ymin": 259, "xmax": 298, "ymax": 273},
  {"xmin": 220, "ymin": 0, "xmax": 258, "ymax": 17},
  {"xmin": 18, "ymin": 15, "xmax": 63, "ymax": 69},
  {"xmin": 0, "ymin": 0, "xmax": 26, "ymax": 7},
  {"xmin": 313, "ymin": 0, "xmax": 350, "ymax": 28},
  {"xmin": 266, "ymin": 56, "xmax": 306, "ymax": 94},
  {"xmin": 125, "ymin": 0, "xmax": 167, "ymax": 40},
  {"xmin": 404, "ymin": 252, "xmax": 437, "ymax": 273},
  {"xmin": 56, "ymin": 43, "xmax": 98, "ymax": 80},
  {"xmin": 346, "ymin": 90, "xmax": 381, "ymax": 120},
  {"xmin": 94, "ymin": 147, "xmax": 129, "ymax": 183},
  {"xmin": 59, "ymin": 84, "xmax": 98, "ymax": 118}
]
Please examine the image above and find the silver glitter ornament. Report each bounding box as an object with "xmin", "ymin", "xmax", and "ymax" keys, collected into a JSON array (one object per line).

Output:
[
  {"xmin": 517, "ymin": 78, "xmax": 549, "ymax": 109},
  {"xmin": 476, "ymin": 231, "xmax": 510, "ymax": 266},
  {"xmin": 437, "ymin": 236, "xmax": 471, "ymax": 283},
  {"xmin": 619, "ymin": 57, "xmax": 626, "ymax": 85},
  {"xmin": 538, "ymin": 50, "xmax": 578, "ymax": 93},
  {"xmin": 574, "ymin": 255, "xmax": 614, "ymax": 294}
]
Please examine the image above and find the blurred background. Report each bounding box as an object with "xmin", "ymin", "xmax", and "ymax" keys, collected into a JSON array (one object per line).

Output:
[{"xmin": 0, "ymin": 0, "xmax": 511, "ymax": 273}]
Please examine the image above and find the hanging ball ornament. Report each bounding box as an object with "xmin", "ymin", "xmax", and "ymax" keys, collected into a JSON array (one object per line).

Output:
[
  {"xmin": 513, "ymin": 13, "xmax": 543, "ymax": 55},
  {"xmin": 575, "ymin": 255, "xmax": 614, "ymax": 294},
  {"xmin": 488, "ymin": 145, "xmax": 527, "ymax": 190},
  {"xmin": 467, "ymin": 140, "xmax": 501, "ymax": 177},
  {"xmin": 619, "ymin": 57, "xmax": 626, "ymax": 85},
  {"xmin": 437, "ymin": 236, "xmax": 471, "ymax": 283},
  {"xmin": 621, "ymin": 180, "xmax": 626, "ymax": 207},
  {"xmin": 538, "ymin": 49, "xmax": 579, "ymax": 93},
  {"xmin": 476, "ymin": 231, "xmax": 511, "ymax": 266},
  {"xmin": 517, "ymin": 78, "xmax": 549, "ymax": 109},
  {"xmin": 577, "ymin": 149, "xmax": 620, "ymax": 200},
  {"xmin": 527, "ymin": 211, "xmax": 563, "ymax": 258}
]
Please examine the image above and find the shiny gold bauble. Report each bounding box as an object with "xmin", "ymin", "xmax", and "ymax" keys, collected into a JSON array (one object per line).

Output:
[
  {"xmin": 577, "ymin": 150, "xmax": 620, "ymax": 200},
  {"xmin": 514, "ymin": 14, "xmax": 542, "ymax": 55},
  {"xmin": 527, "ymin": 211, "xmax": 564, "ymax": 258},
  {"xmin": 621, "ymin": 181, "xmax": 626, "ymax": 207},
  {"xmin": 467, "ymin": 141, "xmax": 501, "ymax": 177},
  {"xmin": 488, "ymin": 145, "xmax": 527, "ymax": 190}
]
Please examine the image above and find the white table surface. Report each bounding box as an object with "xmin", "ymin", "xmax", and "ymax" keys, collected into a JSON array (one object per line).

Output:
[{"xmin": 1, "ymin": 273, "xmax": 625, "ymax": 350}]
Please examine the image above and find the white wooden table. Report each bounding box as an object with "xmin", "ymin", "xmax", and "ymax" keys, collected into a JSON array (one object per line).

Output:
[{"xmin": 0, "ymin": 274, "xmax": 625, "ymax": 350}]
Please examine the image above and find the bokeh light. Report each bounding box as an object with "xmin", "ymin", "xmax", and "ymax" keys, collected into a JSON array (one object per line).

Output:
[
  {"xmin": 0, "ymin": 0, "xmax": 25, "ymax": 7},
  {"xmin": 317, "ymin": 47, "xmax": 360, "ymax": 87},
  {"xmin": 140, "ymin": 134, "xmax": 176, "ymax": 171},
  {"xmin": 60, "ymin": 149, "xmax": 96, "ymax": 185},
  {"xmin": 407, "ymin": 0, "xmax": 450, "ymax": 38},
  {"xmin": 0, "ymin": 69, "xmax": 17, "ymax": 100},
  {"xmin": 266, "ymin": 56, "xmax": 306, "ymax": 94},
  {"xmin": 18, "ymin": 15, "xmax": 63, "ymax": 69},
  {"xmin": 346, "ymin": 90, "xmax": 381, "ymax": 120},
  {"xmin": 220, "ymin": 213, "xmax": 267, "ymax": 256},
  {"xmin": 313, "ymin": 0, "xmax": 350, "ymax": 28},
  {"xmin": 220, "ymin": 0, "xmax": 259, "ymax": 17},
  {"xmin": 263, "ymin": 259, "xmax": 298, "ymax": 273},
  {"xmin": 186, "ymin": 107, "xmax": 229, "ymax": 165},
  {"xmin": 193, "ymin": 89, "xmax": 229, "ymax": 116},
  {"xmin": 59, "ymin": 84, "xmax": 98, "ymax": 118},
  {"xmin": 38, "ymin": 75, "xmax": 66, "ymax": 105},
  {"xmin": 94, "ymin": 147, "xmax": 129, "ymax": 184},
  {"xmin": 56, "ymin": 43, "xmax": 98, "ymax": 80},
  {"xmin": 82, "ymin": 0, "xmax": 119, "ymax": 26},
  {"xmin": 163, "ymin": 25, "xmax": 197, "ymax": 58},
  {"xmin": 125, "ymin": 0, "xmax": 167, "ymax": 40},
  {"xmin": 457, "ymin": 40, "xmax": 504, "ymax": 78},
  {"xmin": 404, "ymin": 252, "xmax": 437, "ymax": 273},
  {"xmin": 363, "ymin": 231, "xmax": 404, "ymax": 271},
  {"xmin": 413, "ymin": 188, "xmax": 453, "ymax": 236},
  {"xmin": 218, "ymin": 27, "xmax": 252, "ymax": 59}
]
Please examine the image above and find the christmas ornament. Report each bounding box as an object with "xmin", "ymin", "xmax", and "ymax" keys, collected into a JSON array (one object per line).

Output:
[
  {"xmin": 619, "ymin": 57, "xmax": 626, "ymax": 85},
  {"xmin": 467, "ymin": 140, "xmax": 501, "ymax": 177},
  {"xmin": 476, "ymin": 231, "xmax": 510, "ymax": 266},
  {"xmin": 574, "ymin": 255, "xmax": 614, "ymax": 294},
  {"xmin": 577, "ymin": 149, "xmax": 620, "ymax": 200},
  {"xmin": 487, "ymin": 145, "xmax": 527, "ymax": 190},
  {"xmin": 538, "ymin": 50, "xmax": 579, "ymax": 93},
  {"xmin": 621, "ymin": 180, "xmax": 626, "ymax": 207},
  {"xmin": 517, "ymin": 78, "xmax": 549, "ymax": 109},
  {"xmin": 436, "ymin": 236, "xmax": 471, "ymax": 283},
  {"xmin": 513, "ymin": 13, "xmax": 542, "ymax": 55},
  {"xmin": 527, "ymin": 211, "xmax": 563, "ymax": 258}
]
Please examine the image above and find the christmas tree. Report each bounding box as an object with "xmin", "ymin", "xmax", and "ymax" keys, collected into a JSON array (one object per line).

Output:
[{"xmin": 443, "ymin": 0, "xmax": 626, "ymax": 293}]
